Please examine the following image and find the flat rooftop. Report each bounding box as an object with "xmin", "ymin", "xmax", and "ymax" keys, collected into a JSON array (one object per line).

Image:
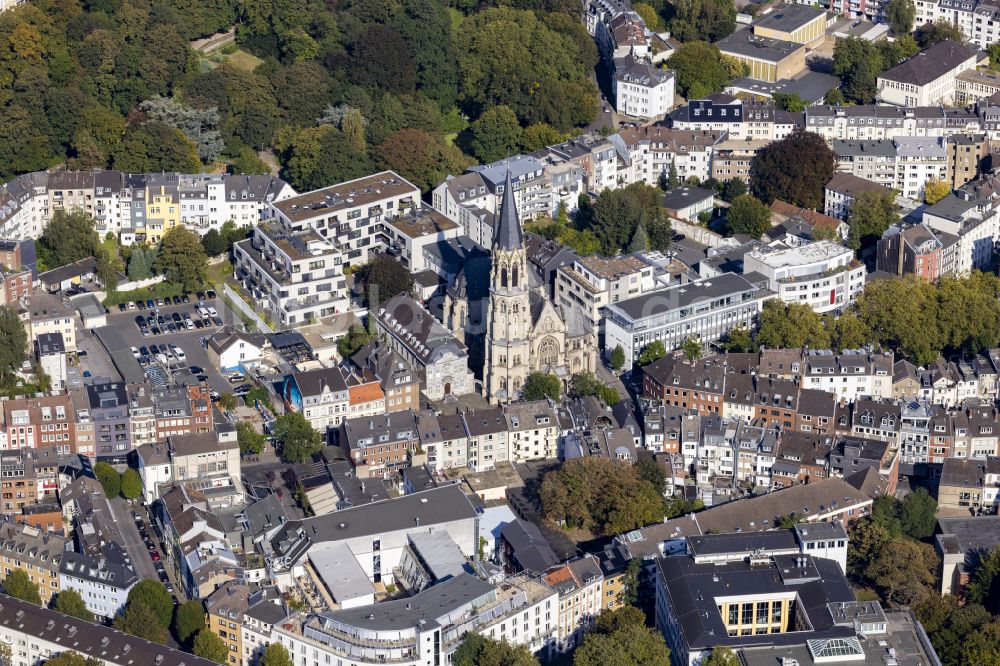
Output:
[
  {"xmin": 754, "ymin": 3, "xmax": 827, "ymax": 33},
  {"xmin": 717, "ymin": 31, "xmax": 805, "ymax": 63},
  {"xmin": 272, "ymin": 172, "xmax": 418, "ymax": 223},
  {"xmin": 385, "ymin": 205, "xmax": 459, "ymax": 239},
  {"xmin": 747, "ymin": 241, "xmax": 853, "ymax": 269}
]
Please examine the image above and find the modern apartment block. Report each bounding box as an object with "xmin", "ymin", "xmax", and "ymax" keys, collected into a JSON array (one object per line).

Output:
[
  {"xmin": 604, "ymin": 273, "xmax": 771, "ymax": 371},
  {"xmin": 743, "ymin": 241, "xmax": 866, "ymax": 314}
]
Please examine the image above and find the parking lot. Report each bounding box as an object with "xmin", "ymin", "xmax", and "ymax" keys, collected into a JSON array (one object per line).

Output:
[{"xmin": 103, "ymin": 293, "xmax": 242, "ymax": 395}]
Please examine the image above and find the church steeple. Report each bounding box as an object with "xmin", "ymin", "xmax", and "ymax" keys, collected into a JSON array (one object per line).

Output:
[{"xmin": 493, "ymin": 169, "xmax": 523, "ymax": 250}]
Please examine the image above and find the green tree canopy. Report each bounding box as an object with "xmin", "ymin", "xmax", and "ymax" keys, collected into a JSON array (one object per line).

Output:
[
  {"xmin": 273, "ymin": 412, "xmax": 323, "ymax": 463},
  {"xmin": 610, "ymin": 345, "xmax": 626, "ymax": 372},
  {"xmin": 756, "ymin": 300, "xmax": 831, "ymax": 350},
  {"xmin": 193, "ymin": 628, "xmax": 229, "ymax": 664},
  {"xmin": 260, "ymin": 643, "xmax": 294, "ymax": 666},
  {"xmin": 54, "ymin": 589, "xmax": 92, "ymax": 620},
  {"xmin": 41, "ymin": 652, "xmax": 102, "ymax": 666},
  {"xmin": 667, "ymin": 0, "xmax": 736, "ymax": 41},
  {"xmin": 899, "ymin": 487, "xmax": 938, "ymax": 539},
  {"xmin": 0, "ymin": 305, "xmax": 28, "ymax": 387},
  {"xmin": 967, "ymin": 545, "xmax": 1000, "ymax": 612},
  {"xmin": 356, "ymin": 255, "xmax": 415, "ymax": 306},
  {"xmin": 127, "ymin": 580, "xmax": 173, "ymax": 628},
  {"xmin": 726, "ymin": 194, "xmax": 771, "ymax": 238},
  {"xmin": 847, "ymin": 188, "xmax": 898, "ymax": 251},
  {"xmin": 113, "ymin": 602, "xmax": 168, "ymax": 644},
  {"xmin": 237, "ymin": 421, "xmax": 267, "ymax": 456},
  {"xmin": 574, "ymin": 605, "xmax": 670, "ymax": 666},
  {"xmin": 638, "ymin": 340, "xmax": 667, "ymax": 367},
  {"xmin": 916, "ymin": 20, "xmax": 966, "ymax": 46},
  {"xmin": 93, "ymin": 462, "xmax": 121, "ymax": 499},
  {"xmin": 702, "ymin": 647, "xmax": 739, "ymax": 666},
  {"xmin": 540, "ymin": 457, "xmax": 666, "ymax": 535},
  {"xmin": 452, "ymin": 634, "xmax": 539, "ymax": 666},
  {"xmin": 155, "ymin": 227, "xmax": 208, "ymax": 292},
  {"xmin": 374, "ymin": 128, "xmax": 473, "ymax": 193},
  {"xmin": 522, "ymin": 372, "xmax": 561, "ymax": 402},
  {"xmin": 668, "ymin": 42, "xmax": 743, "ymax": 99},
  {"xmin": 201, "ymin": 229, "xmax": 227, "ymax": 257},
  {"xmin": 120, "ymin": 468, "xmax": 142, "ymax": 501},
  {"xmin": 39, "ymin": 211, "xmax": 99, "ymax": 270},
  {"xmin": 577, "ymin": 183, "xmax": 673, "ymax": 255},
  {"xmin": 924, "ymin": 178, "xmax": 951, "ymax": 204},
  {"xmin": 750, "ymin": 131, "xmax": 836, "ymax": 209},
  {"xmin": 3, "ymin": 568, "xmax": 41, "ymax": 604},
  {"xmin": 470, "ymin": 105, "xmax": 522, "ymax": 163},
  {"xmin": 885, "ymin": 0, "xmax": 916, "ymax": 33}
]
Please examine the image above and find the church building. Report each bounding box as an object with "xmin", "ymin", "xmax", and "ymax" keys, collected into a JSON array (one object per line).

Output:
[{"xmin": 445, "ymin": 170, "xmax": 595, "ymax": 403}]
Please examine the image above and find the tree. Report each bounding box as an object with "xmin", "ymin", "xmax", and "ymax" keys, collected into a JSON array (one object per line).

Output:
[
  {"xmin": 228, "ymin": 147, "xmax": 271, "ymax": 176},
  {"xmin": 140, "ymin": 96, "xmax": 223, "ymax": 163},
  {"xmin": 452, "ymin": 634, "xmax": 539, "ymax": 666},
  {"xmin": 899, "ymin": 487, "xmax": 937, "ymax": 539},
  {"xmin": 825, "ymin": 88, "xmax": 846, "ymax": 105},
  {"xmin": 610, "ymin": 345, "xmax": 626, "ymax": 372},
  {"xmin": 667, "ymin": 0, "xmax": 736, "ymax": 42},
  {"xmin": 668, "ymin": 42, "xmax": 743, "ymax": 99},
  {"xmin": 924, "ymin": 178, "xmax": 951, "ymax": 204},
  {"xmin": 963, "ymin": 621, "xmax": 1000, "ymax": 665},
  {"xmin": 756, "ymin": 300, "xmax": 831, "ymax": 350},
  {"xmin": 722, "ymin": 326, "xmax": 756, "ymax": 353},
  {"xmin": 578, "ymin": 184, "xmax": 672, "ymax": 255},
  {"xmin": 127, "ymin": 248, "xmax": 154, "ymax": 282},
  {"xmin": 120, "ymin": 468, "xmax": 142, "ymax": 501},
  {"xmin": 866, "ymin": 537, "xmax": 937, "ymax": 606},
  {"xmin": 636, "ymin": 458, "xmax": 667, "ymax": 495},
  {"xmin": 456, "ymin": 8, "xmax": 597, "ymax": 129},
  {"xmin": 0, "ymin": 306, "xmax": 28, "ymax": 386},
  {"xmin": 520, "ymin": 123, "xmax": 565, "ymax": 152},
  {"xmin": 773, "ymin": 92, "xmax": 806, "ymax": 112},
  {"xmin": 260, "ymin": 643, "xmax": 294, "ymax": 666},
  {"xmin": 854, "ymin": 275, "xmax": 941, "ymax": 365},
  {"xmin": 574, "ymin": 606, "xmax": 670, "ymax": 666},
  {"xmin": 3, "ymin": 569, "xmax": 41, "ymax": 604},
  {"xmin": 193, "ymin": 628, "xmax": 228, "ymax": 663},
  {"xmin": 375, "ymin": 128, "xmax": 472, "ymax": 193},
  {"xmin": 357, "ymin": 255, "xmax": 414, "ymax": 306},
  {"xmin": 127, "ymin": 580, "xmax": 173, "ymax": 628},
  {"xmin": 470, "ymin": 105, "xmax": 523, "ymax": 163},
  {"xmin": 155, "ymin": 227, "xmax": 208, "ymax": 292},
  {"xmin": 750, "ymin": 131, "xmax": 836, "ymax": 209},
  {"xmin": 886, "ymin": 0, "xmax": 916, "ymax": 33},
  {"xmin": 726, "ymin": 194, "xmax": 771, "ymax": 238},
  {"xmin": 218, "ymin": 393, "xmax": 237, "ymax": 412},
  {"xmin": 237, "ymin": 421, "xmax": 267, "ymax": 456},
  {"xmin": 968, "ymin": 545, "xmax": 1000, "ymax": 612},
  {"xmin": 682, "ymin": 338, "xmax": 702, "ymax": 361},
  {"xmin": 916, "ymin": 20, "xmax": 966, "ymax": 47},
  {"xmin": 96, "ymin": 246, "xmax": 124, "ymax": 292},
  {"xmin": 833, "ymin": 38, "xmax": 892, "ymax": 104},
  {"xmin": 522, "ymin": 372, "xmax": 561, "ymax": 402},
  {"xmin": 94, "ymin": 462, "xmax": 121, "ymax": 499},
  {"xmin": 829, "ymin": 312, "xmax": 872, "ymax": 351},
  {"xmin": 54, "ymin": 589, "xmax": 92, "ymax": 621},
  {"xmin": 718, "ymin": 178, "xmax": 747, "ymax": 202},
  {"xmin": 337, "ymin": 325, "xmax": 374, "ymax": 360},
  {"xmin": 114, "ymin": 602, "xmax": 168, "ymax": 644},
  {"xmin": 540, "ymin": 457, "xmax": 666, "ymax": 535},
  {"xmin": 272, "ymin": 412, "xmax": 323, "ymax": 463},
  {"xmin": 847, "ymin": 188, "xmax": 898, "ymax": 251},
  {"xmin": 627, "ymin": 220, "xmax": 650, "ymax": 253},
  {"xmin": 638, "ymin": 340, "xmax": 667, "ymax": 367},
  {"xmin": 201, "ymin": 229, "xmax": 227, "ymax": 257},
  {"xmin": 41, "ymin": 653, "xmax": 101, "ymax": 666},
  {"xmin": 112, "ymin": 122, "xmax": 201, "ymax": 173},
  {"xmin": 701, "ymin": 647, "xmax": 739, "ymax": 666},
  {"xmin": 39, "ymin": 210, "xmax": 99, "ymax": 270}
]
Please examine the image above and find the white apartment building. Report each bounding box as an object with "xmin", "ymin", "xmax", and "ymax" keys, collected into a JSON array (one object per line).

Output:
[
  {"xmin": 505, "ymin": 400, "xmax": 559, "ymax": 461},
  {"xmin": 609, "ymin": 126, "xmax": 725, "ymax": 186},
  {"xmin": 922, "ymin": 195, "xmax": 1000, "ymax": 274},
  {"xmin": 283, "ymin": 367, "xmax": 350, "ymax": 431},
  {"xmin": 742, "ymin": 241, "xmax": 867, "ymax": 314},
  {"xmin": 378, "ymin": 205, "xmax": 461, "ymax": 272},
  {"xmin": 801, "ymin": 350, "xmax": 894, "ymax": 400},
  {"xmin": 267, "ymin": 171, "xmax": 420, "ymax": 267},
  {"xmin": 26, "ymin": 293, "xmax": 76, "ymax": 353},
  {"xmin": 59, "ymin": 544, "xmax": 139, "ymax": 619},
  {"xmin": 805, "ymin": 105, "xmax": 980, "ymax": 142},
  {"xmin": 914, "ymin": 0, "xmax": 1000, "ymax": 50},
  {"xmin": 260, "ymin": 574, "xmax": 557, "ymax": 666},
  {"xmin": 613, "ymin": 57, "xmax": 675, "ymax": 120},
  {"xmin": 543, "ymin": 557, "xmax": 604, "ymax": 651},
  {"xmin": 555, "ymin": 254, "xmax": 650, "ymax": 332},
  {"xmin": 877, "ymin": 40, "xmax": 978, "ymax": 107},
  {"xmin": 894, "ymin": 137, "xmax": 948, "ymax": 200},
  {"xmin": 604, "ymin": 273, "xmax": 771, "ymax": 371},
  {"xmin": 232, "ymin": 223, "xmax": 348, "ymax": 327}
]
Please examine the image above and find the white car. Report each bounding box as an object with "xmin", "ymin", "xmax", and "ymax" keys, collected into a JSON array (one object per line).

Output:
[
  {"xmin": 170, "ymin": 345, "xmax": 186, "ymax": 361},
  {"xmin": 130, "ymin": 346, "xmax": 140, "ymax": 359},
  {"xmin": 207, "ymin": 306, "xmax": 218, "ymax": 317},
  {"xmin": 198, "ymin": 307, "xmax": 210, "ymax": 317}
]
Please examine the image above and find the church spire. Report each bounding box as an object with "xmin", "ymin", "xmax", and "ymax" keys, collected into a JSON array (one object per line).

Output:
[{"xmin": 493, "ymin": 168, "xmax": 523, "ymax": 251}]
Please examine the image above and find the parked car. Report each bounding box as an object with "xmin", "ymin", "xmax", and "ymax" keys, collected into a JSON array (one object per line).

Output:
[
  {"xmin": 118, "ymin": 303, "xmax": 127, "ymax": 312},
  {"xmin": 233, "ymin": 384, "xmax": 251, "ymax": 396},
  {"xmin": 171, "ymin": 345, "xmax": 186, "ymax": 361},
  {"xmin": 172, "ymin": 295, "xmax": 182, "ymax": 305},
  {"xmin": 207, "ymin": 306, "xmax": 218, "ymax": 317},
  {"xmin": 82, "ymin": 370, "xmax": 92, "ymax": 378},
  {"xmin": 131, "ymin": 347, "xmax": 140, "ymax": 358},
  {"xmin": 206, "ymin": 289, "xmax": 217, "ymax": 299},
  {"xmin": 182, "ymin": 294, "xmax": 190, "ymax": 303},
  {"xmin": 189, "ymin": 366, "xmax": 203, "ymax": 374}
]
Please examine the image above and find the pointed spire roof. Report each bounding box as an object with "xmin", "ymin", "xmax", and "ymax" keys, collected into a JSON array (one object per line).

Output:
[{"xmin": 493, "ymin": 169, "xmax": 523, "ymax": 251}]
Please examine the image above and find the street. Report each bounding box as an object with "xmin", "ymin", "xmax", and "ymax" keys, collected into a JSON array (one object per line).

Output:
[{"xmin": 108, "ymin": 497, "xmax": 158, "ymax": 582}]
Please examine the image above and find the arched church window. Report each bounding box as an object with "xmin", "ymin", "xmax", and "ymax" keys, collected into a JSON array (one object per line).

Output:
[
  {"xmin": 499, "ymin": 301, "xmax": 507, "ymax": 313},
  {"xmin": 539, "ymin": 337, "xmax": 559, "ymax": 367},
  {"xmin": 501, "ymin": 266, "xmax": 508, "ymax": 288},
  {"xmin": 500, "ymin": 377, "xmax": 507, "ymax": 390},
  {"xmin": 512, "ymin": 302, "xmax": 520, "ymax": 314},
  {"xmin": 513, "ymin": 376, "xmax": 522, "ymax": 390},
  {"xmin": 512, "ymin": 265, "xmax": 519, "ymax": 287}
]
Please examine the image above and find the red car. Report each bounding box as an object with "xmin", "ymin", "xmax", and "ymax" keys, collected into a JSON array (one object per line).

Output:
[{"xmin": 151, "ymin": 552, "xmax": 161, "ymax": 561}]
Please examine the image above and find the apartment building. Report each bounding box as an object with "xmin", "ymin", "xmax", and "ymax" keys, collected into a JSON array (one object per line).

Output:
[
  {"xmin": 946, "ymin": 133, "xmax": 989, "ymax": 188},
  {"xmin": 611, "ymin": 126, "xmax": 725, "ymax": 185},
  {"xmin": 543, "ymin": 556, "xmax": 604, "ymax": 651},
  {"xmin": 72, "ymin": 381, "xmax": 131, "ymax": 463},
  {"xmin": 915, "ymin": 0, "xmax": 1000, "ymax": 50},
  {"xmin": 1, "ymin": 395, "xmax": 75, "ymax": 453},
  {"xmin": 800, "ymin": 350, "xmax": 893, "ymax": 400},
  {"xmin": 938, "ymin": 456, "xmax": 1000, "ymax": 510},
  {"xmin": 555, "ymin": 254, "xmax": 649, "ymax": 333},
  {"xmin": 340, "ymin": 411, "xmax": 420, "ymax": 478},
  {"xmin": 956, "ymin": 69, "xmax": 1000, "ymax": 104},
  {"xmin": 743, "ymin": 241, "xmax": 866, "ymax": 313},
  {"xmin": 26, "ymin": 292, "xmax": 76, "ymax": 353},
  {"xmin": 805, "ymin": 104, "xmax": 979, "ymax": 142},
  {"xmin": 876, "ymin": 223, "xmax": 945, "ymax": 281},
  {"xmin": 205, "ymin": 582, "xmax": 253, "ymax": 665},
  {"xmin": 833, "ymin": 137, "xmax": 948, "ymax": 200},
  {"xmin": 0, "ymin": 521, "xmax": 65, "ymax": 605},
  {"xmin": 232, "ymin": 223, "xmax": 347, "ymax": 328},
  {"xmin": 505, "ymin": 400, "xmax": 559, "ymax": 461},
  {"xmin": 59, "ymin": 542, "xmax": 138, "ymax": 619},
  {"xmin": 605, "ymin": 273, "xmax": 771, "ymax": 371},
  {"xmin": 877, "ymin": 40, "xmax": 978, "ymax": 106},
  {"xmin": 281, "ymin": 367, "xmax": 349, "ymax": 431},
  {"xmin": 613, "ymin": 57, "xmax": 675, "ymax": 119},
  {"xmin": 349, "ymin": 341, "xmax": 422, "ymax": 413}
]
